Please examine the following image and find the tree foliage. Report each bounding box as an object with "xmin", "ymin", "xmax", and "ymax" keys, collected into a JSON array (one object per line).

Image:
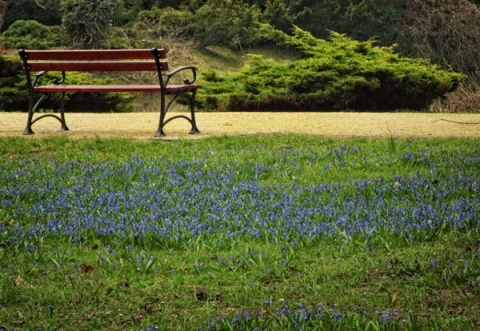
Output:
[
  {"xmin": 1, "ymin": 0, "xmax": 61, "ymax": 32},
  {"xmin": 134, "ymin": 7, "xmax": 193, "ymax": 41},
  {"xmin": 198, "ymin": 25, "xmax": 463, "ymax": 111},
  {"xmin": 194, "ymin": 0, "xmax": 260, "ymax": 49},
  {"xmin": 260, "ymin": 0, "xmax": 294, "ymax": 33},
  {"xmin": 61, "ymin": 0, "xmax": 117, "ymax": 49},
  {"xmin": 2, "ymin": 0, "xmax": 479, "ymax": 78}
]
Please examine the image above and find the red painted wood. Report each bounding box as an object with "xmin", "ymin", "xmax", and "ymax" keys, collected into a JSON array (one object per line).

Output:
[
  {"xmin": 28, "ymin": 61, "xmax": 167, "ymax": 72},
  {"xmin": 23, "ymin": 49, "xmax": 166, "ymax": 60},
  {"xmin": 34, "ymin": 84, "xmax": 201, "ymax": 93}
]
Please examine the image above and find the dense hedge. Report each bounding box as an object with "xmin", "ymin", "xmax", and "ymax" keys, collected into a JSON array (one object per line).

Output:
[
  {"xmin": 1, "ymin": 20, "xmax": 61, "ymax": 50},
  {"xmin": 197, "ymin": 26, "xmax": 464, "ymax": 111},
  {"xmin": 0, "ymin": 54, "xmax": 28, "ymax": 111}
]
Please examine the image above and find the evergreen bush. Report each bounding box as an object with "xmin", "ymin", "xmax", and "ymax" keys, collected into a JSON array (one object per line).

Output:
[
  {"xmin": 0, "ymin": 54, "xmax": 28, "ymax": 111},
  {"xmin": 1, "ymin": 19, "xmax": 61, "ymax": 50},
  {"xmin": 1, "ymin": 0, "xmax": 62, "ymax": 32},
  {"xmin": 197, "ymin": 25, "xmax": 463, "ymax": 111}
]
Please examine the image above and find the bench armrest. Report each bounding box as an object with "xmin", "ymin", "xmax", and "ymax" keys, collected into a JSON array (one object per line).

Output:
[
  {"xmin": 32, "ymin": 71, "xmax": 66, "ymax": 88},
  {"xmin": 164, "ymin": 66, "xmax": 198, "ymax": 86}
]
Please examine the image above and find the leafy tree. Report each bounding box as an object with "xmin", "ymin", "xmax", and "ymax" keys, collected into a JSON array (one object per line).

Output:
[
  {"xmin": 261, "ymin": 0, "xmax": 294, "ymax": 33},
  {"xmin": 159, "ymin": 0, "xmax": 180, "ymax": 8},
  {"xmin": 109, "ymin": 6, "xmax": 194, "ymax": 48},
  {"xmin": 112, "ymin": 0, "xmax": 142, "ymax": 26},
  {"xmin": 279, "ymin": 0, "xmax": 403, "ymax": 45},
  {"xmin": 61, "ymin": 0, "xmax": 118, "ymax": 49},
  {"xmin": 113, "ymin": 0, "xmax": 169, "ymax": 25},
  {"xmin": 1, "ymin": 0, "xmax": 61, "ymax": 32},
  {"xmin": 179, "ymin": 0, "xmax": 207, "ymax": 11},
  {"xmin": 194, "ymin": 0, "xmax": 260, "ymax": 49},
  {"xmin": 1, "ymin": 0, "xmax": 31, "ymax": 30},
  {"xmin": 342, "ymin": 0, "xmax": 403, "ymax": 43}
]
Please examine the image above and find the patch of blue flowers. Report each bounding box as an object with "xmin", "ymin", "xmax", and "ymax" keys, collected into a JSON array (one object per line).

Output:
[
  {"xmin": 199, "ymin": 302, "xmax": 416, "ymax": 331},
  {"xmin": 0, "ymin": 151, "xmax": 478, "ymax": 248}
]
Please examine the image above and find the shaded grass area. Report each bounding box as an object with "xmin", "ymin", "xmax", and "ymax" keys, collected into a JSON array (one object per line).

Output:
[{"xmin": 0, "ymin": 135, "xmax": 479, "ymax": 330}]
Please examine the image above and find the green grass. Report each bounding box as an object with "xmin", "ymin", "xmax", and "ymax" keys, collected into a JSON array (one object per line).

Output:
[
  {"xmin": 0, "ymin": 135, "xmax": 479, "ymax": 330},
  {"xmin": 1, "ymin": 134, "xmax": 476, "ymax": 183}
]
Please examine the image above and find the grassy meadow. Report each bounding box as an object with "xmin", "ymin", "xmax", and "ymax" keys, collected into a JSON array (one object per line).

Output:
[{"xmin": 0, "ymin": 134, "xmax": 479, "ymax": 330}]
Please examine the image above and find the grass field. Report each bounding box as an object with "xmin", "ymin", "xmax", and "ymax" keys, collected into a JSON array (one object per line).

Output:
[{"xmin": 0, "ymin": 135, "xmax": 479, "ymax": 330}]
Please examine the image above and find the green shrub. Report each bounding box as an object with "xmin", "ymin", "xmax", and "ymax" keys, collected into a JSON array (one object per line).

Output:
[
  {"xmin": 61, "ymin": 0, "xmax": 116, "ymax": 49},
  {"xmin": 197, "ymin": 25, "xmax": 464, "ymax": 111},
  {"xmin": 194, "ymin": 0, "xmax": 261, "ymax": 49},
  {"xmin": 1, "ymin": 20, "xmax": 60, "ymax": 50},
  {"xmin": 0, "ymin": 54, "xmax": 28, "ymax": 111},
  {"xmin": 1, "ymin": 0, "xmax": 62, "ymax": 32}
]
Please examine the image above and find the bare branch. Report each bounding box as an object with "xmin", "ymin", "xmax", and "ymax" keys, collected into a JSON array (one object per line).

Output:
[
  {"xmin": 35, "ymin": 0, "xmax": 46, "ymax": 9},
  {"xmin": 400, "ymin": 0, "xmax": 480, "ymax": 74}
]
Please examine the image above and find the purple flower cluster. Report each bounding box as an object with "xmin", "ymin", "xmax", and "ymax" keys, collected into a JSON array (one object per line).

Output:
[
  {"xmin": 0, "ymin": 152, "xmax": 478, "ymax": 247},
  {"xmin": 200, "ymin": 302, "xmax": 403, "ymax": 330}
]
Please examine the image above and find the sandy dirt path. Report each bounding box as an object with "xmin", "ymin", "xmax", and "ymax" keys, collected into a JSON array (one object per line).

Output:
[{"xmin": 0, "ymin": 112, "xmax": 479, "ymax": 140}]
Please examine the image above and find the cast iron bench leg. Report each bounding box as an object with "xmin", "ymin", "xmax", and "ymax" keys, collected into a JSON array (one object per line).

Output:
[
  {"xmin": 155, "ymin": 93, "xmax": 167, "ymax": 137},
  {"xmin": 23, "ymin": 96, "xmax": 35, "ymax": 135},
  {"xmin": 59, "ymin": 92, "xmax": 69, "ymax": 131},
  {"xmin": 189, "ymin": 90, "xmax": 200, "ymax": 134}
]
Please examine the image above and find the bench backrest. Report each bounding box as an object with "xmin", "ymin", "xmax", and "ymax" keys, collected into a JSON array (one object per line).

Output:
[{"xmin": 19, "ymin": 48, "xmax": 168, "ymax": 72}]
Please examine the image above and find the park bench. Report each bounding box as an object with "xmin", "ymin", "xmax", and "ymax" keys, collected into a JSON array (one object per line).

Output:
[{"xmin": 18, "ymin": 48, "xmax": 201, "ymax": 137}]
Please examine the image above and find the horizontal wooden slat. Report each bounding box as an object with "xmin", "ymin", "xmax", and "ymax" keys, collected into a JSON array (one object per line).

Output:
[
  {"xmin": 34, "ymin": 84, "xmax": 202, "ymax": 93},
  {"xmin": 23, "ymin": 49, "xmax": 166, "ymax": 60},
  {"xmin": 28, "ymin": 61, "xmax": 169, "ymax": 72}
]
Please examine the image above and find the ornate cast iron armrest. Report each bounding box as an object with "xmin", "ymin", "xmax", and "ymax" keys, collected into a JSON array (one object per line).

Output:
[
  {"xmin": 53, "ymin": 71, "xmax": 66, "ymax": 85},
  {"xmin": 32, "ymin": 71, "xmax": 48, "ymax": 88},
  {"xmin": 32, "ymin": 71, "xmax": 66, "ymax": 88},
  {"xmin": 164, "ymin": 66, "xmax": 198, "ymax": 86}
]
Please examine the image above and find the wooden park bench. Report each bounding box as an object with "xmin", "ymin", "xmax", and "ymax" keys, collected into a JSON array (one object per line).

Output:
[{"xmin": 18, "ymin": 48, "xmax": 201, "ymax": 137}]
